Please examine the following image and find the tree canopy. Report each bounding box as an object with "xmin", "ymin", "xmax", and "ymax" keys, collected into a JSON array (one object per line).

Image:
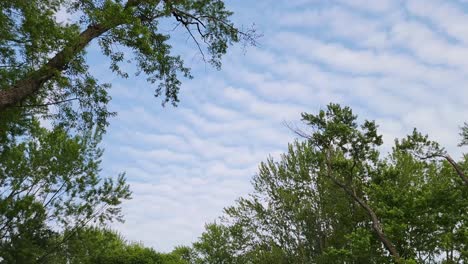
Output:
[
  {"xmin": 191, "ymin": 104, "xmax": 467, "ymax": 264},
  {"xmin": 0, "ymin": 0, "xmax": 254, "ymax": 262},
  {"xmin": 43, "ymin": 227, "xmax": 192, "ymax": 264}
]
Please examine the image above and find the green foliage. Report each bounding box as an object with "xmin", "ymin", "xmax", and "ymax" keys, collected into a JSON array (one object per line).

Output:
[
  {"xmin": 0, "ymin": 0, "xmax": 249, "ymax": 261},
  {"xmin": 459, "ymin": 122, "xmax": 468, "ymax": 147},
  {"xmin": 45, "ymin": 227, "xmax": 191, "ymax": 264},
  {"xmin": 192, "ymin": 103, "xmax": 467, "ymax": 264},
  {"xmin": 192, "ymin": 223, "xmax": 238, "ymax": 264},
  {"xmin": 1, "ymin": 0, "xmax": 250, "ymax": 117},
  {"xmin": 0, "ymin": 118, "xmax": 131, "ymax": 262}
]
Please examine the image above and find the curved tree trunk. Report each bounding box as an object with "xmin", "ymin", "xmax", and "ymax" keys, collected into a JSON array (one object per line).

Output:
[
  {"xmin": 0, "ymin": 24, "xmax": 110, "ymax": 111},
  {"xmin": 0, "ymin": 0, "xmax": 146, "ymax": 111},
  {"xmin": 443, "ymin": 154, "xmax": 468, "ymax": 186},
  {"xmin": 324, "ymin": 154, "xmax": 401, "ymax": 263},
  {"xmin": 330, "ymin": 178, "xmax": 401, "ymax": 263}
]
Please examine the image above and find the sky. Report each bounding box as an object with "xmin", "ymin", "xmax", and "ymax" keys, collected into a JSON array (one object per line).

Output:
[{"xmin": 60, "ymin": 0, "xmax": 468, "ymax": 252}]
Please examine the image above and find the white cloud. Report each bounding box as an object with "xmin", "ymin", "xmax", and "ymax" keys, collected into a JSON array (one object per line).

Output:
[
  {"xmin": 336, "ymin": 0, "xmax": 398, "ymax": 13},
  {"xmin": 406, "ymin": 0, "xmax": 468, "ymax": 44},
  {"xmin": 273, "ymin": 32, "xmax": 468, "ymax": 90},
  {"xmin": 91, "ymin": 0, "xmax": 468, "ymax": 253},
  {"xmin": 279, "ymin": 6, "xmax": 387, "ymax": 46},
  {"xmin": 389, "ymin": 20, "xmax": 468, "ymax": 69}
]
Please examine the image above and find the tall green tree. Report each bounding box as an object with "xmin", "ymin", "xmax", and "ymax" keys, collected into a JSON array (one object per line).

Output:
[
  {"xmin": 0, "ymin": 0, "xmax": 256, "ymax": 112},
  {"xmin": 0, "ymin": 120, "xmax": 131, "ymax": 263},
  {"xmin": 48, "ymin": 227, "xmax": 191, "ymax": 264},
  {"xmin": 0, "ymin": 0, "xmax": 254, "ymax": 261},
  {"xmin": 193, "ymin": 104, "xmax": 467, "ymax": 264}
]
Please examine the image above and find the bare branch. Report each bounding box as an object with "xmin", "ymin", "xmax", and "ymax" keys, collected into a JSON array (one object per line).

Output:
[
  {"xmin": 414, "ymin": 152, "xmax": 468, "ymax": 186},
  {"xmin": 283, "ymin": 121, "xmax": 312, "ymax": 140},
  {"xmin": 171, "ymin": 11, "xmax": 206, "ymax": 61},
  {"xmin": 36, "ymin": 204, "xmax": 110, "ymax": 263},
  {"xmin": 12, "ymin": 97, "xmax": 80, "ymax": 108}
]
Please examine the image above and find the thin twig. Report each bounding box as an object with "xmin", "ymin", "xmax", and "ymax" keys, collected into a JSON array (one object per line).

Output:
[{"xmin": 13, "ymin": 97, "xmax": 79, "ymax": 108}]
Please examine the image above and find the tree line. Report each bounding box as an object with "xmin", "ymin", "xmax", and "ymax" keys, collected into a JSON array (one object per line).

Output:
[{"xmin": 190, "ymin": 104, "xmax": 467, "ymax": 264}]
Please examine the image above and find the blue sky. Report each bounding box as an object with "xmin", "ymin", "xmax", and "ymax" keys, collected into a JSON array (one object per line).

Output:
[{"xmin": 59, "ymin": 0, "xmax": 468, "ymax": 252}]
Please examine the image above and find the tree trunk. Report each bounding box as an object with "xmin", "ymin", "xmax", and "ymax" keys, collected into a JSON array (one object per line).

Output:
[
  {"xmin": 324, "ymin": 153, "xmax": 401, "ymax": 263},
  {"xmin": 443, "ymin": 154, "xmax": 468, "ymax": 186},
  {"xmin": 329, "ymin": 177, "xmax": 401, "ymax": 262},
  {"xmin": 0, "ymin": 0, "xmax": 147, "ymax": 111},
  {"xmin": 0, "ymin": 24, "xmax": 110, "ymax": 111}
]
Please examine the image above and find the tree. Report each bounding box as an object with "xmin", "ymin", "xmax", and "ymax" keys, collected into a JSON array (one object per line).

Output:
[
  {"xmin": 395, "ymin": 128, "xmax": 468, "ymax": 186},
  {"xmin": 192, "ymin": 223, "xmax": 240, "ymax": 264},
  {"xmin": 370, "ymin": 141, "xmax": 467, "ymax": 263},
  {"xmin": 0, "ymin": 0, "xmax": 254, "ymax": 261},
  {"xmin": 299, "ymin": 104, "xmax": 401, "ymax": 261},
  {"xmin": 193, "ymin": 104, "xmax": 467, "ymax": 263},
  {"xmin": 167, "ymin": 246, "xmax": 197, "ymax": 264},
  {"xmin": 0, "ymin": 121, "xmax": 131, "ymax": 263},
  {"xmin": 50, "ymin": 227, "xmax": 191, "ymax": 264},
  {"xmin": 0, "ymin": 0, "xmax": 257, "ymax": 112}
]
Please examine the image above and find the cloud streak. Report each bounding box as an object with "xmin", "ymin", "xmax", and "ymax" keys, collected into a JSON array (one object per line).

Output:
[{"xmin": 83, "ymin": 0, "xmax": 468, "ymax": 252}]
